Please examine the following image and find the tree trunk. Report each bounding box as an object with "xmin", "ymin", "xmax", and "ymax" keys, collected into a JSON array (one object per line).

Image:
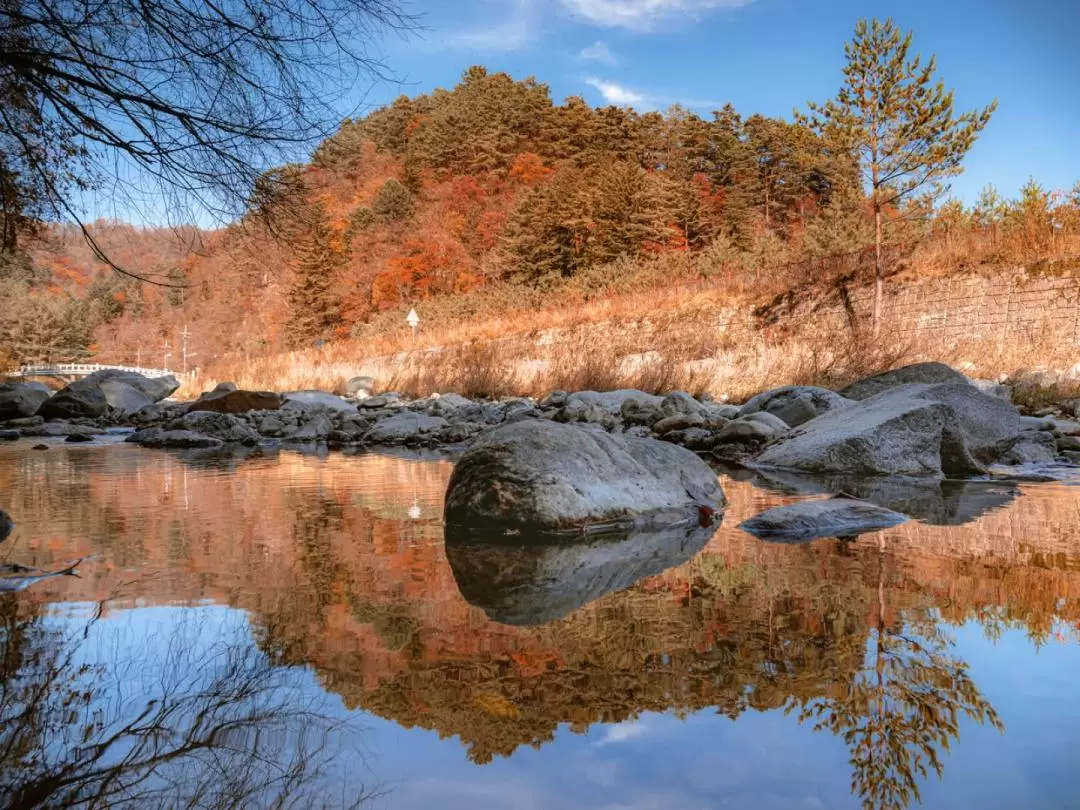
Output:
[{"xmin": 873, "ymin": 204, "xmax": 884, "ymax": 338}]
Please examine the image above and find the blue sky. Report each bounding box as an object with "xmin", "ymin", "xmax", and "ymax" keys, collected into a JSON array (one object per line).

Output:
[{"xmin": 362, "ymin": 0, "xmax": 1080, "ymax": 204}]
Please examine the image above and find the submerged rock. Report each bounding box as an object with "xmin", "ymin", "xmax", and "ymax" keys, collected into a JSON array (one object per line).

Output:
[
  {"xmin": 838, "ymin": 362, "xmax": 970, "ymax": 401},
  {"xmin": 445, "ymin": 520, "xmax": 716, "ymax": 626},
  {"xmin": 139, "ymin": 430, "xmax": 224, "ymax": 449},
  {"xmin": 444, "ymin": 420, "xmax": 725, "ymax": 532},
  {"xmin": 740, "ymin": 385, "xmax": 853, "ymax": 427},
  {"xmin": 739, "ymin": 497, "xmax": 908, "ymax": 543},
  {"xmin": 755, "ymin": 383, "xmax": 1019, "ymax": 477}
]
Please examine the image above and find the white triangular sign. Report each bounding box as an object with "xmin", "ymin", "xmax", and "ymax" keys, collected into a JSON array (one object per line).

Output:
[{"xmin": 406, "ymin": 308, "xmax": 420, "ymax": 328}]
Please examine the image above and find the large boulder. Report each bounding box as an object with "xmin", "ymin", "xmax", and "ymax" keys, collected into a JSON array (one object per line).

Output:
[
  {"xmin": 98, "ymin": 379, "xmax": 154, "ymax": 415},
  {"xmin": 344, "ymin": 376, "xmax": 376, "ymax": 399},
  {"xmin": 838, "ymin": 362, "xmax": 970, "ymax": 401},
  {"xmin": 0, "ymin": 383, "xmax": 51, "ymax": 420},
  {"xmin": 187, "ymin": 388, "xmax": 282, "ymax": 414},
  {"xmin": 755, "ymin": 383, "xmax": 1020, "ymax": 477},
  {"xmin": 37, "ymin": 385, "xmax": 108, "ymax": 419},
  {"xmin": 444, "ymin": 420, "xmax": 725, "ymax": 532},
  {"xmin": 79, "ymin": 369, "xmax": 179, "ymax": 402},
  {"xmin": 739, "ymin": 497, "xmax": 908, "ymax": 543},
  {"xmin": 445, "ymin": 521, "xmax": 716, "ymax": 626},
  {"xmin": 740, "ymin": 385, "xmax": 853, "ymax": 427},
  {"xmin": 564, "ymin": 389, "xmax": 662, "ymax": 415}
]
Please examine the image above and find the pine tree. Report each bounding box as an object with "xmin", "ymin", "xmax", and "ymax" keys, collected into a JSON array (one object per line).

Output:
[
  {"xmin": 803, "ymin": 18, "xmax": 996, "ymax": 335},
  {"xmin": 285, "ymin": 203, "xmax": 344, "ymax": 348},
  {"xmin": 585, "ymin": 160, "xmax": 668, "ymax": 266},
  {"xmin": 372, "ymin": 178, "xmax": 414, "ymax": 222}
]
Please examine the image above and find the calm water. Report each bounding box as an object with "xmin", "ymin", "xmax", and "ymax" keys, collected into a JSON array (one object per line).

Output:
[{"xmin": 1, "ymin": 438, "xmax": 1079, "ymax": 809}]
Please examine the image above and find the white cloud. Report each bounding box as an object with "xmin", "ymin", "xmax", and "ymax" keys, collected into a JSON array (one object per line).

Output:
[
  {"xmin": 561, "ymin": 0, "xmax": 752, "ymax": 31},
  {"xmin": 580, "ymin": 39, "xmax": 618, "ymax": 65},
  {"xmin": 586, "ymin": 77, "xmax": 646, "ymax": 106},
  {"xmin": 451, "ymin": 0, "xmax": 537, "ymax": 51},
  {"xmin": 595, "ymin": 720, "xmax": 650, "ymax": 745}
]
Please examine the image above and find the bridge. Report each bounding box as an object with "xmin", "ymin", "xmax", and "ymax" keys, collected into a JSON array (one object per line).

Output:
[{"xmin": 5, "ymin": 363, "xmax": 179, "ymax": 380}]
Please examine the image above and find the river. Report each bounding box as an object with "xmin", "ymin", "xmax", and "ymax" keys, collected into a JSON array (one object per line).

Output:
[{"xmin": 1, "ymin": 438, "xmax": 1078, "ymax": 809}]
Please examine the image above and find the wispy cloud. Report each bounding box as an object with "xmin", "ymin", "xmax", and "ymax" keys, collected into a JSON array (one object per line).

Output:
[
  {"xmin": 586, "ymin": 77, "xmax": 647, "ymax": 106},
  {"xmin": 595, "ymin": 720, "xmax": 650, "ymax": 746},
  {"xmin": 450, "ymin": 0, "xmax": 538, "ymax": 52},
  {"xmin": 561, "ymin": 0, "xmax": 753, "ymax": 31},
  {"xmin": 580, "ymin": 39, "xmax": 618, "ymax": 65}
]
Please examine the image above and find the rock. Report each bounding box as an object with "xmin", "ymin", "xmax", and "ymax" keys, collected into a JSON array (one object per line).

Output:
[
  {"xmin": 0, "ymin": 429, "xmax": 18, "ymax": 440},
  {"xmin": 0, "ymin": 415, "xmax": 43, "ymax": 429},
  {"xmin": 839, "ymin": 362, "xmax": 970, "ymax": 401},
  {"xmin": 32, "ymin": 444, "xmax": 48, "ymax": 450},
  {"xmin": 0, "ymin": 383, "xmax": 52, "ymax": 420},
  {"xmin": 739, "ymin": 497, "xmax": 908, "ymax": 543},
  {"xmin": 1062, "ymin": 450, "xmax": 1080, "ymax": 465},
  {"xmin": 495, "ymin": 399, "xmax": 539, "ymax": 424},
  {"xmin": 740, "ymin": 385, "xmax": 853, "ymax": 427},
  {"xmin": 712, "ymin": 412, "xmax": 789, "ymax": 446},
  {"xmin": 659, "ymin": 391, "xmax": 705, "ymax": 418},
  {"xmin": 281, "ymin": 390, "xmax": 357, "ymax": 413},
  {"xmin": 538, "ymin": 391, "xmax": 568, "ymax": 409},
  {"xmin": 139, "ymin": 430, "xmax": 224, "ymax": 449},
  {"xmin": 1057, "ymin": 435, "xmax": 1080, "ymax": 452},
  {"xmin": 25, "ymin": 422, "xmax": 105, "ymax": 437},
  {"xmin": 444, "ymin": 420, "xmax": 725, "ymax": 532},
  {"xmin": 554, "ymin": 401, "xmax": 616, "ymax": 428},
  {"xmin": 445, "ymin": 520, "xmax": 716, "ymax": 626},
  {"xmin": 999, "ymin": 431, "xmax": 1059, "ymax": 464},
  {"xmin": 705, "ymin": 404, "xmax": 741, "ymax": 421},
  {"xmin": 969, "ymin": 379, "xmax": 1013, "ymax": 401},
  {"xmin": 126, "ymin": 427, "xmax": 163, "ymax": 444},
  {"xmin": 255, "ymin": 415, "xmax": 287, "ymax": 437},
  {"xmin": 1048, "ymin": 417, "xmax": 1080, "ymax": 436},
  {"xmin": 64, "ymin": 433, "xmax": 95, "ymax": 443},
  {"xmin": 565, "ymin": 389, "xmax": 662, "ymax": 415},
  {"xmin": 358, "ymin": 393, "xmax": 402, "ymax": 410},
  {"xmin": 437, "ymin": 422, "xmax": 486, "ymax": 444},
  {"xmin": 652, "ymin": 413, "xmax": 705, "ymax": 434},
  {"xmin": 173, "ymin": 411, "xmax": 260, "ymax": 445},
  {"xmin": 81, "ymin": 369, "xmax": 179, "ymax": 402},
  {"xmin": 755, "ymin": 383, "xmax": 1020, "ymax": 477},
  {"xmin": 620, "ymin": 398, "xmax": 663, "ymax": 426},
  {"xmin": 1034, "ymin": 406, "xmax": 1059, "ymax": 417},
  {"xmin": 187, "ymin": 388, "xmax": 281, "ymax": 414},
  {"xmin": 211, "ymin": 382, "xmax": 238, "ymax": 393},
  {"xmin": 364, "ymin": 412, "xmax": 448, "ymax": 445},
  {"xmin": 37, "ymin": 385, "xmax": 108, "ymax": 419},
  {"xmin": 428, "ymin": 393, "xmax": 474, "ymax": 417},
  {"xmin": 98, "ymin": 379, "xmax": 155, "ymax": 415},
  {"xmin": 1061, "ymin": 399, "xmax": 1080, "ymax": 419},
  {"xmin": 344, "ymin": 376, "xmax": 376, "ymax": 399},
  {"xmin": 1019, "ymin": 416, "xmax": 1054, "ymax": 432},
  {"xmin": 283, "ymin": 413, "xmax": 334, "ymax": 442},
  {"xmin": 661, "ymin": 426, "xmax": 714, "ymax": 450}
]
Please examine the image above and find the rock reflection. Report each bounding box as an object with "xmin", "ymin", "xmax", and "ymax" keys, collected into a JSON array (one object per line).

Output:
[
  {"xmin": 445, "ymin": 522, "xmax": 717, "ymax": 625},
  {"xmin": 0, "ymin": 596, "xmax": 375, "ymax": 810}
]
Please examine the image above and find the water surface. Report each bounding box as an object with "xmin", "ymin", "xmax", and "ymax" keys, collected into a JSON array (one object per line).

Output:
[{"xmin": 1, "ymin": 440, "xmax": 1078, "ymax": 809}]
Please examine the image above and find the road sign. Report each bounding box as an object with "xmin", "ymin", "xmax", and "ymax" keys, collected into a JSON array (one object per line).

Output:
[{"xmin": 406, "ymin": 308, "xmax": 420, "ymax": 329}]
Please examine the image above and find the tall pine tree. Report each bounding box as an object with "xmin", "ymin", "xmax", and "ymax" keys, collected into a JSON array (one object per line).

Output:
[
  {"xmin": 803, "ymin": 18, "xmax": 996, "ymax": 334},
  {"xmin": 286, "ymin": 202, "xmax": 344, "ymax": 348}
]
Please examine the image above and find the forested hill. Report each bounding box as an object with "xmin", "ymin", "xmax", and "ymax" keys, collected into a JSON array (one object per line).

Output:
[{"xmin": 2, "ymin": 66, "xmax": 1074, "ymax": 369}]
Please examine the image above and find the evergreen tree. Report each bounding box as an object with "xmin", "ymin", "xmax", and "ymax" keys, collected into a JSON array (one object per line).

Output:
[
  {"xmin": 585, "ymin": 161, "xmax": 669, "ymax": 265},
  {"xmin": 285, "ymin": 203, "xmax": 344, "ymax": 348},
  {"xmin": 803, "ymin": 18, "xmax": 996, "ymax": 335},
  {"xmin": 502, "ymin": 169, "xmax": 590, "ymax": 287},
  {"xmin": 372, "ymin": 178, "xmax": 414, "ymax": 222}
]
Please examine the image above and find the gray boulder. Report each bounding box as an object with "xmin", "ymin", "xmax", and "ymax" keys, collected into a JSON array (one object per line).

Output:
[
  {"xmin": 0, "ymin": 429, "xmax": 21, "ymax": 440},
  {"xmin": 80, "ymin": 369, "xmax": 179, "ymax": 402},
  {"xmin": 969, "ymin": 379, "xmax": 1013, "ymax": 401},
  {"xmin": 755, "ymin": 383, "xmax": 1019, "ymax": 477},
  {"xmin": 740, "ymin": 385, "xmax": 853, "ymax": 427},
  {"xmin": 98, "ymin": 379, "xmax": 154, "ymax": 415},
  {"xmin": 712, "ymin": 412, "xmax": 789, "ymax": 446},
  {"xmin": 364, "ymin": 412, "xmax": 448, "ymax": 445},
  {"xmin": 38, "ymin": 385, "xmax": 108, "ymax": 419},
  {"xmin": 428, "ymin": 393, "xmax": 474, "ymax": 417},
  {"xmin": 739, "ymin": 497, "xmax": 908, "ymax": 543},
  {"xmin": 839, "ymin": 362, "xmax": 969, "ymax": 401},
  {"xmin": 999, "ymin": 432, "xmax": 1059, "ymax": 464},
  {"xmin": 281, "ymin": 390, "xmax": 357, "ymax": 413},
  {"xmin": 659, "ymin": 391, "xmax": 705, "ymax": 418},
  {"xmin": 652, "ymin": 413, "xmax": 705, "ymax": 434},
  {"xmin": 283, "ymin": 413, "xmax": 334, "ymax": 442},
  {"xmin": 444, "ymin": 420, "xmax": 725, "ymax": 532},
  {"xmin": 0, "ymin": 383, "xmax": 51, "ymax": 420},
  {"xmin": 565, "ymin": 390, "xmax": 662, "ymax": 415},
  {"xmin": 358, "ymin": 393, "xmax": 402, "ymax": 410},
  {"xmin": 173, "ymin": 411, "xmax": 260, "ymax": 445}
]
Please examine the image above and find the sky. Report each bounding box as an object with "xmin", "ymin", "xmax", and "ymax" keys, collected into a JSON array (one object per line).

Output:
[{"xmin": 358, "ymin": 0, "xmax": 1080, "ymax": 205}]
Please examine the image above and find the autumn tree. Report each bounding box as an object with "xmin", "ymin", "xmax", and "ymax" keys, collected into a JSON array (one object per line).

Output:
[
  {"xmin": 285, "ymin": 203, "xmax": 344, "ymax": 348},
  {"xmin": 372, "ymin": 178, "xmax": 414, "ymax": 222},
  {"xmin": 803, "ymin": 18, "xmax": 996, "ymax": 335}
]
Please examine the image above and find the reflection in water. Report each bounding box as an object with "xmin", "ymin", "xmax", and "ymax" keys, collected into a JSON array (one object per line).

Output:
[
  {"xmin": 0, "ymin": 443, "xmax": 1078, "ymax": 808},
  {"xmin": 0, "ymin": 596, "xmax": 374, "ymax": 809}
]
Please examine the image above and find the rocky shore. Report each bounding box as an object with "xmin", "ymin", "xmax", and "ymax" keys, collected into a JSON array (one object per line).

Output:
[{"xmin": 3, "ymin": 362, "xmax": 1080, "ymax": 540}]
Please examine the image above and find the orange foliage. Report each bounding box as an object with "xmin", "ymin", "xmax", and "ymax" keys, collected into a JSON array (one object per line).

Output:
[
  {"xmin": 509, "ymin": 152, "xmax": 552, "ymax": 184},
  {"xmin": 372, "ymin": 238, "xmax": 477, "ymax": 310}
]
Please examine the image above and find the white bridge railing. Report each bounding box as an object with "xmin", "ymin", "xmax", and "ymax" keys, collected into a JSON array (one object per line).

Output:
[{"xmin": 6, "ymin": 364, "xmax": 179, "ymax": 379}]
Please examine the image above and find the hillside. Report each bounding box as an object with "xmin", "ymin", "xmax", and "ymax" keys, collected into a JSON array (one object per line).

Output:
[{"xmin": 2, "ymin": 66, "xmax": 1078, "ymax": 385}]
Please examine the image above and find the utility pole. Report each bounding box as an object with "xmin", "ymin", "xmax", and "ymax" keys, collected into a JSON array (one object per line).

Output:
[
  {"xmin": 162, "ymin": 337, "xmax": 171, "ymax": 372},
  {"xmin": 179, "ymin": 325, "xmax": 196, "ymax": 375}
]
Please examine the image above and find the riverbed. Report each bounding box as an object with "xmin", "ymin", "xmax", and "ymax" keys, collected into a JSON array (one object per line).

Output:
[{"xmin": 1, "ymin": 438, "xmax": 1078, "ymax": 809}]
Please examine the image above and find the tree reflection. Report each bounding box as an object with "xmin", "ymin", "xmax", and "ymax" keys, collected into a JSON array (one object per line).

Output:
[
  {"xmin": 790, "ymin": 534, "xmax": 1004, "ymax": 810},
  {"xmin": 0, "ymin": 595, "xmax": 377, "ymax": 809}
]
